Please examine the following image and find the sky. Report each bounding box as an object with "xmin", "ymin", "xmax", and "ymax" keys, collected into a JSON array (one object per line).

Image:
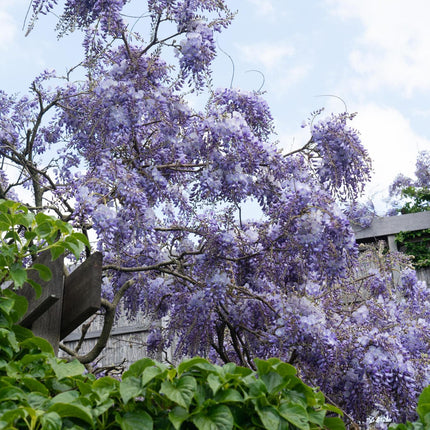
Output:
[{"xmin": 1, "ymin": 0, "xmax": 430, "ymax": 213}]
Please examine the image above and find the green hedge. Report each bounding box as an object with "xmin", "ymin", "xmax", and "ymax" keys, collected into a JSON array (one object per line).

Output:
[{"xmin": 0, "ymin": 288, "xmax": 346, "ymax": 429}]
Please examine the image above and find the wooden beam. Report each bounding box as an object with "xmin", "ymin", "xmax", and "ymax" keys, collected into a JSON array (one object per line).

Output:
[
  {"xmin": 354, "ymin": 211, "xmax": 430, "ymax": 241},
  {"xmin": 60, "ymin": 252, "xmax": 102, "ymax": 340}
]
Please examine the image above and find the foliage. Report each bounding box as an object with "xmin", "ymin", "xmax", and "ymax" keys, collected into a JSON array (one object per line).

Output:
[
  {"xmin": 0, "ymin": 289, "xmax": 344, "ymax": 429},
  {"xmin": 389, "ymin": 153, "xmax": 430, "ymax": 268},
  {"xmin": 2, "ymin": 0, "xmax": 430, "ymax": 426},
  {"xmin": 0, "ymin": 199, "xmax": 90, "ymax": 290}
]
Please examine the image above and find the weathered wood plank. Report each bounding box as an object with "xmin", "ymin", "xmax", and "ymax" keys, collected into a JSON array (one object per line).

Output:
[
  {"xmin": 18, "ymin": 252, "xmax": 65, "ymax": 352},
  {"xmin": 354, "ymin": 211, "xmax": 430, "ymax": 240},
  {"xmin": 60, "ymin": 252, "xmax": 102, "ymax": 340}
]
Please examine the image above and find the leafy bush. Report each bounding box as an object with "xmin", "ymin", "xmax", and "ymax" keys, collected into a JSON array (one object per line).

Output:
[{"xmin": 0, "ymin": 289, "xmax": 345, "ymax": 429}]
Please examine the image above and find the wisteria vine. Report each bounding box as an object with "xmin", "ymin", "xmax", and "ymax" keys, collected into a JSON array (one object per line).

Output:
[{"xmin": 1, "ymin": 0, "xmax": 428, "ymax": 426}]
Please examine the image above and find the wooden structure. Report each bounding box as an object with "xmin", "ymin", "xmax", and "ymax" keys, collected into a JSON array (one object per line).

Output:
[
  {"xmin": 18, "ymin": 252, "xmax": 102, "ymax": 353},
  {"xmin": 353, "ymin": 211, "xmax": 430, "ymax": 252}
]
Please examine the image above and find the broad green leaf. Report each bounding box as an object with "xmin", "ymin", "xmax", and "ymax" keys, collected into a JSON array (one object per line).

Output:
[
  {"xmin": 307, "ymin": 408, "xmax": 326, "ymax": 427},
  {"xmin": 31, "ymin": 263, "xmax": 52, "ymax": 282},
  {"xmin": 11, "ymin": 325, "xmax": 33, "ymax": 342},
  {"xmin": 141, "ymin": 365, "xmax": 163, "ymax": 387},
  {"xmin": 207, "ymin": 373, "xmax": 222, "ymax": 395},
  {"xmin": 256, "ymin": 405, "xmax": 281, "ymax": 430},
  {"xmin": 323, "ymin": 416, "xmax": 346, "ymax": 430},
  {"xmin": 169, "ymin": 406, "xmax": 189, "ymax": 430},
  {"xmin": 192, "ymin": 405, "xmax": 234, "ymax": 430},
  {"xmin": 177, "ymin": 357, "xmax": 217, "ymax": 375},
  {"xmin": 51, "ymin": 391, "xmax": 80, "ymax": 404},
  {"xmin": 40, "ymin": 411, "xmax": 62, "ymax": 430},
  {"xmin": 214, "ymin": 388, "xmax": 243, "ymax": 403},
  {"xmin": 21, "ymin": 376, "xmax": 49, "ymax": 396},
  {"xmin": 20, "ymin": 336, "xmax": 54, "ymax": 354},
  {"xmin": 34, "ymin": 221, "xmax": 54, "ymax": 238},
  {"xmin": 10, "ymin": 264, "xmax": 27, "ymax": 287},
  {"xmin": 50, "ymin": 244, "xmax": 66, "ymax": 261},
  {"xmin": 71, "ymin": 232, "xmax": 91, "ymax": 249},
  {"xmin": 15, "ymin": 212, "xmax": 34, "ymax": 228},
  {"xmin": 261, "ymin": 371, "xmax": 284, "ymax": 394},
  {"xmin": 323, "ymin": 403, "xmax": 344, "ymax": 416},
  {"xmin": 120, "ymin": 376, "xmax": 143, "ymax": 404},
  {"xmin": 48, "ymin": 403, "xmax": 94, "ymax": 426},
  {"xmin": 418, "ymin": 387, "xmax": 430, "ymax": 419},
  {"xmin": 0, "ymin": 386, "xmax": 25, "ymax": 401},
  {"xmin": 161, "ymin": 375, "xmax": 197, "ymax": 409},
  {"xmin": 123, "ymin": 358, "xmax": 156, "ymax": 378},
  {"xmin": 279, "ymin": 402, "xmax": 310, "ymax": 430},
  {"xmin": 50, "ymin": 358, "xmax": 86, "ymax": 380},
  {"xmin": 63, "ymin": 236, "xmax": 84, "ymax": 258},
  {"xmin": 92, "ymin": 377, "xmax": 119, "ymax": 401},
  {"xmin": 117, "ymin": 411, "xmax": 153, "ymax": 430}
]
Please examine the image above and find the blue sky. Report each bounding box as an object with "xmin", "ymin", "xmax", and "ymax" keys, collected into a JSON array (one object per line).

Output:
[{"xmin": 1, "ymin": 0, "xmax": 430, "ymax": 212}]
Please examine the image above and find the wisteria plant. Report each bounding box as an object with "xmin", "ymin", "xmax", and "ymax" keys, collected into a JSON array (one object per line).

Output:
[{"xmin": 1, "ymin": 0, "xmax": 429, "ymax": 426}]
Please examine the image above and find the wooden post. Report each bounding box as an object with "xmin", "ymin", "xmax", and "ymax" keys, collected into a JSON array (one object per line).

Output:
[{"xmin": 18, "ymin": 252, "xmax": 102, "ymax": 354}]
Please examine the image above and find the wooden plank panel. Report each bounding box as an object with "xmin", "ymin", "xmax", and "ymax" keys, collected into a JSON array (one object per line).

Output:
[
  {"xmin": 354, "ymin": 211, "xmax": 430, "ymax": 240},
  {"xmin": 60, "ymin": 252, "xmax": 102, "ymax": 340},
  {"xmin": 18, "ymin": 251, "xmax": 65, "ymax": 352}
]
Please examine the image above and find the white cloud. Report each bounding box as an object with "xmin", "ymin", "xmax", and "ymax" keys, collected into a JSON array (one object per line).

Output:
[
  {"xmin": 236, "ymin": 42, "xmax": 295, "ymax": 69},
  {"xmin": 326, "ymin": 0, "xmax": 430, "ymax": 96},
  {"xmin": 246, "ymin": 0, "xmax": 275, "ymax": 16},
  {"xmin": 278, "ymin": 63, "xmax": 312, "ymax": 92},
  {"xmin": 352, "ymin": 104, "xmax": 428, "ymax": 201},
  {"xmin": 0, "ymin": 9, "xmax": 16, "ymax": 50}
]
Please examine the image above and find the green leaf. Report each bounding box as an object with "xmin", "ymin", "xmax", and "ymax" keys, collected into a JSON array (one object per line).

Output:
[
  {"xmin": 63, "ymin": 236, "xmax": 84, "ymax": 258},
  {"xmin": 34, "ymin": 221, "xmax": 55, "ymax": 238},
  {"xmin": 117, "ymin": 411, "xmax": 153, "ymax": 430},
  {"xmin": 0, "ymin": 386, "xmax": 25, "ymax": 402},
  {"xmin": 20, "ymin": 336, "xmax": 54, "ymax": 354},
  {"xmin": 279, "ymin": 402, "xmax": 310, "ymax": 430},
  {"xmin": 71, "ymin": 232, "xmax": 91, "ymax": 249},
  {"xmin": 51, "ymin": 391, "xmax": 80, "ymax": 404},
  {"xmin": 31, "ymin": 263, "xmax": 52, "ymax": 282},
  {"xmin": 10, "ymin": 264, "xmax": 27, "ymax": 287},
  {"xmin": 48, "ymin": 403, "xmax": 94, "ymax": 426},
  {"xmin": 323, "ymin": 416, "xmax": 346, "ymax": 430},
  {"xmin": 123, "ymin": 358, "xmax": 156, "ymax": 378},
  {"xmin": 120, "ymin": 376, "xmax": 143, "ymax": 405},
  {"xmin": 192, "ymin": 405, "xmax": 234, "ymax": 430},
  {"xmin": 160, "ymin": 375, "xmax": 197, "ymax": 409},
  {"xmin": 92, "ymin": 377, "xmax": 119, "ymax": 401},
  {"xmin": 214, "ymin": 389, "xmax": 243, "ymax": 403},
  {"xmin": 40, "ymin": 412, "xmax": 62, "ymax": 430},
  {"xmin": 50, "ymin": 358, "xmax": 86, "ymax": 380},
  {"xmin": 177, "ymin": 357, "xmax": 217, "ymax": 375},
  {"xmin": 169, "ymin": 406, "xmax": 189, "ymax": 430},
  {"xmin": 256, "ymin": 405, "xmax": 281, "ymax": 430},
  {"xmin": 21, "ymin": 376, "xmax": 49, "ymax": 396},
  {"xmin": 141, "ymin": 365, "xmax": 163, "ymax": 387},
  {"xmin": 261, "ymin": 371, "xmax": 285, "ymax": 394},
  {"xmin": 50, "ymin": 244, "xmax": 66, "ymax": 261},
  {"xmin": 9, "ymin": 292, "xmax": 28, "ymax": 322},
  {"xmin": 307, "ymin": 408, "xmax": 326, "ymax": 427}
]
